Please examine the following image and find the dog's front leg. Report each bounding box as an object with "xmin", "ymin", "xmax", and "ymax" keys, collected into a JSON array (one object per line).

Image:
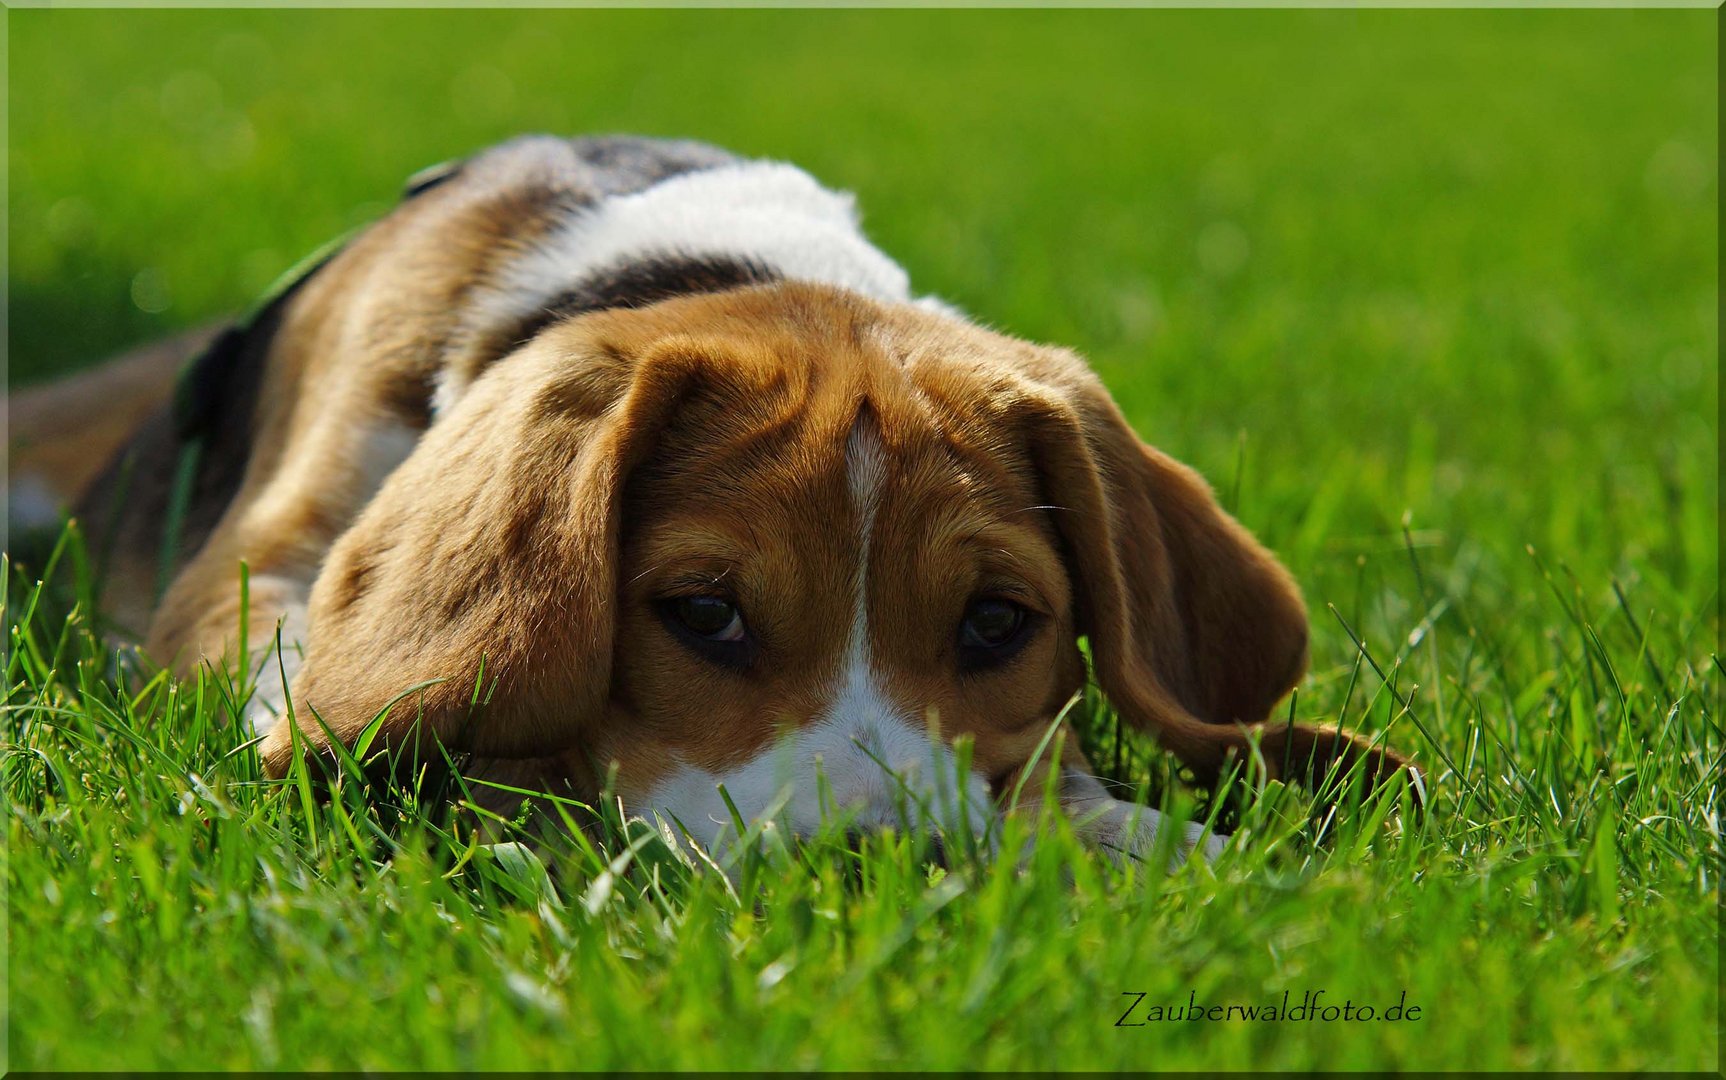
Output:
[
  {"xmin": 1056, "ymin": 767, "xmax": 1227, "ymax": 864},
  {"xmin": 147, "ymin": 407, "xmax": 421, "ymax": 735}
]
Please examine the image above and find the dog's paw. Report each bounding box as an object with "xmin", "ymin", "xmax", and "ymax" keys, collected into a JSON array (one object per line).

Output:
[
  {"xmin": 242, "ymin": 694, "xmax": 285, "ymax": 739},
  {"xmin": 1086, "ymin": 799, "xmax": 1226, "ymax": 865},
  {"xmin": 1057, "ymin": 769, "xmax": 1226, "ymax": 866},
  {"xmin": 1187, "ymin": 817, "xmax": 1228, "ymax": 862}
]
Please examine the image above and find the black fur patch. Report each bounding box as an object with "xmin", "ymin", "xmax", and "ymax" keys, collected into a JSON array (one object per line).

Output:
[{"xmin": 503, "ymin": 253, "xmax": 782, "ymax": 351}]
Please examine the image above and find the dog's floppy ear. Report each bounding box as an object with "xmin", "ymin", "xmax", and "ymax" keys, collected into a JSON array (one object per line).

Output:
[
  {"xmin": 1011, "ymin": 350, "xmax": 1411, "ymax": 792},
  {"xmin": 256, "ymin": 321, "xmax": 717, "ymax": 778}
]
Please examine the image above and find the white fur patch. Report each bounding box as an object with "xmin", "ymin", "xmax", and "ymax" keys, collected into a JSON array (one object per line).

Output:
[
  {"xmin": 515, "ymin": 161, "xmax": 913, "ymax": 305},
  {"xmin": 637, "ymin": 713, "xmax": 994, "ymax": 855},
  {"xmin": 240, "ymin": 575, "xmax": 310, "ymax": 737},
  {"xmin": 843, "ymin": 416, "xmax": 887, "ymax": 639},
  {"xmin": 437, "ymin": 162, "xmax": 939, "ymax": 416},
  {"xmin": 429, "ymin": 370, "xmax": 462, "ymax": 422}
]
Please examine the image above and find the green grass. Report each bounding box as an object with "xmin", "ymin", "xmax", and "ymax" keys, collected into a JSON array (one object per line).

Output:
[{"xmin": 6, "ymin": 8, "xmax": 1719, "ymax": 1072}]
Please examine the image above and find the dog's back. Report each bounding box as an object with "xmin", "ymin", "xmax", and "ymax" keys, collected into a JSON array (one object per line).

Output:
[{"xmin": 8, "ymin": 135, "xmax": 745, "ymax": 634}]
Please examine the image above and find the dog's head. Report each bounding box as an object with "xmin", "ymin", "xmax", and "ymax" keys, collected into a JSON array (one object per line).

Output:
[{"xmin": 258, "ymin": 281, "xmax": 1405, "ymax": 843}]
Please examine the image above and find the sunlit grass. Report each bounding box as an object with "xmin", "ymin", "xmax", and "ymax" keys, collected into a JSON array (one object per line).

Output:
[{"xmin": 6, "ymin": 522, "xmax": 1717, "ymax": 1070}]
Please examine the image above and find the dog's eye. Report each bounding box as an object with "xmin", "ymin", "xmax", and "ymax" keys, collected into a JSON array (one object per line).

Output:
[
  {"xmin": 657, "ymin": 594, "xmax": 754, "ymax": 670},
  {"xmin": 957, "ymin": 597, "xmax": 1035, "ymax": 672},
  {"xmin": 961, "ymin": 598, "xmax": 1024, "ymax": 647},
  {"xmin": 668, "ymin": 596, "xmax": 745, "ymax": 641}
]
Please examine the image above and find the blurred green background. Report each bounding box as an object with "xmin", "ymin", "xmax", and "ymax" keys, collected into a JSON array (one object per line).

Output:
[{"xmin": 11, "ymin": 9, "xmax": 1714, "ymax": 627}]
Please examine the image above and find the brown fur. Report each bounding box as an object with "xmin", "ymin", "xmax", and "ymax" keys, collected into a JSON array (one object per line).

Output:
[
  {"xmin": 249, "ymin": 283, "xmax": 1409, "ymax": 804},
  {"xmin": 24, "ymin": 138, "xmax": 1411, "ymax": 831}
]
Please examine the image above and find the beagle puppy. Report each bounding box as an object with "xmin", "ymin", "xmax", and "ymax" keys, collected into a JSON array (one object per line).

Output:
[{"xmin": 15, "ymin": 135, "xmax": 1411, "ymax": 860}]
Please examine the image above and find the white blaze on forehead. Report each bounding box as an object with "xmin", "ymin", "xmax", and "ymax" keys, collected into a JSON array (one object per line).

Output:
[
  {"xmin": 842, "ymin": 413, "xmax": 888, "ymax": 664},
  {"xmin": 633, "ymin": 413, "xmax": 996, "ymax": 855},
  {"xmin": 812, "ymin": 416, "xmax": 920, "ymax": 819}
]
